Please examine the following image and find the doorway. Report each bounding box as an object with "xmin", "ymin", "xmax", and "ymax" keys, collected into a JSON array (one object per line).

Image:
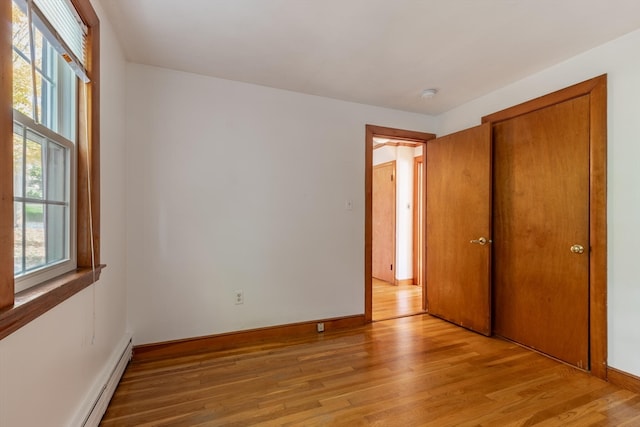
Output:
[{"xmin": 365, "ymin": 125, "xmax": 435, "ymax": 321}]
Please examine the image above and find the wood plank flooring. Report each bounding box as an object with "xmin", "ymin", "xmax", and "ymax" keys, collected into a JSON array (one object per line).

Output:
[
  {"xmin": 372, "ymin": 278, "xmax": 422, "ymax": 321},
  {"xmin": 101, "ymin": 315, "xmax": 640, "ymax": 426}
]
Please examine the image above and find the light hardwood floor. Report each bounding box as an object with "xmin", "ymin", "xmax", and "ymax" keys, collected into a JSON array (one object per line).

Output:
[
  {"xmin": 372, "ymin": 278, "xmax": 423, "ymax": 321},
  {"xmin": 101, "ymin": 315, "xmax": 640, "ymax": 426}
]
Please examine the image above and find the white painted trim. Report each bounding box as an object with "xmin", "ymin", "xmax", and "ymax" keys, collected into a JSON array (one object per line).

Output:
[{"xmin": 71, "ymin": 333, "xmax": 133, "ymax": 427}]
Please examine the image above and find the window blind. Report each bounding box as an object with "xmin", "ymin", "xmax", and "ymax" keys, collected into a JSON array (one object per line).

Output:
[{"xmin": 15, "ymin": 0, "xmax": 90, "ymax": 82}]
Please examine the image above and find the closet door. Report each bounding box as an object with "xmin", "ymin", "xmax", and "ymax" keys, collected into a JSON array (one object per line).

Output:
[
  {"xmin": 492, "ymin": 95, "xmax": 590, "ymax": 368},
  {"xmin": 426, "ymin": 123, "xmax": 492, "ymax": 335},
  {"xmin": 372, "ymin": 161, "xmax": 396, "ymax": 283}
]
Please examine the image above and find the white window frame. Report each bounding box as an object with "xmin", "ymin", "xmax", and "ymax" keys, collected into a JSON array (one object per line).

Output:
[
  {"xmin": 13, "ymin": 110, "xmax": 77, "ymax": 292},
  {"xmin": 11, "ymin": 0, "xmax": 79, "ymax": 292}
]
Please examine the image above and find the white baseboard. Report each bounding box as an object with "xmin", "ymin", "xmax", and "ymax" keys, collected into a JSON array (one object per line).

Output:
[{"xmin": 72, "ymin": 333, "xmax": 133, "ymax": 427}]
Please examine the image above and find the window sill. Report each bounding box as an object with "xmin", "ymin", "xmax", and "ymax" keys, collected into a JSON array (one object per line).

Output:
[{"xmin": 0, "ymin": 265, "xmax": 105, "ymax": 340}]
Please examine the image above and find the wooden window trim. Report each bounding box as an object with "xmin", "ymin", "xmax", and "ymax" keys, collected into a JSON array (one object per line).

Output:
[{"xmin": 0, "ymin": 0, "xmax": 101, "ymax": 339}]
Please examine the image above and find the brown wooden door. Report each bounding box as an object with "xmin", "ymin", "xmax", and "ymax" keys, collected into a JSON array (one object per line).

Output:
[
  {"xmin": 372, "ymin": 161, "xmax": 396, "ymax": 283},
  {"xmin": 492, "ymin": 95, "xmax": 590, "ymax": 369},
  {"xmin": 426, "ymin": 123, "xmax": 492, "ymax": 335}
]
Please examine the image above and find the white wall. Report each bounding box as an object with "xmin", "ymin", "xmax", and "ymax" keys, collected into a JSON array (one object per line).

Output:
[
  {"xmin": 394, "ymin": 146, "xmax": 414, "ymax": 281},
  {"xmin": 372, "ymin": 145, "xmax": 397, "ymax": 165},
  {"xmin": 125, "ymin": 64, "xmax": 437, "ymax": 345},
  {"xmin": 0, "ymin": 1, "xmax": 130, "ymax": 425},
  {"xmin": 438, "ymin": 29, "xmax": 640, "ymax": 377}
]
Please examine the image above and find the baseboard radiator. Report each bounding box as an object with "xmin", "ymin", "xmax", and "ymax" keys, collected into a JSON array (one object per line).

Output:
[{"xmin": 80, "ymin": 336, "xmax": 133, "ymax": 427}]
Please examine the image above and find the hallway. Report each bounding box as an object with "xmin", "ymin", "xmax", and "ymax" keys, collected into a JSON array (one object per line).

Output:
[{"xmin": 372, "ymin": 278, "xmax": 422, "ymax": 321}]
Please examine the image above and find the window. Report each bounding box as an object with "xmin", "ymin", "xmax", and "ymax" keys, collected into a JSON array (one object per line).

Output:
[
  {"xmin": 0, "ymin": 0, "xmax": 101, "ymax": 338},
  {"xmin": 12, "ymin": 1, "xmax": 78, "ymax": 291}
]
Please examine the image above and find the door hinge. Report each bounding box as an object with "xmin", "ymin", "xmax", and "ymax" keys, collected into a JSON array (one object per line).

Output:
[
  {"xmin": 391, "ymin": 174, "xmax": 394, "ymax": 182},
  {"xmin": 390, "ymin": 264, "xmax": 393, "ymax": 270}
]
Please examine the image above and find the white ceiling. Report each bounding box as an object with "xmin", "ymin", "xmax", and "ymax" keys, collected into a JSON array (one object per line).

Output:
[{"xmin": 100, "ymin": 0, "xmax": 640, "ymax": 115}]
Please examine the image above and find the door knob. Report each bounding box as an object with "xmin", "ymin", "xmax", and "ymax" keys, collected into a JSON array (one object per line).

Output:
[
  {"xmin": 470, "ymin": 237, "xmax": 492, "ymax": 246},
  {"xmin": 570, "ymin": 244, "xmax": 585, "ymax": 254}
]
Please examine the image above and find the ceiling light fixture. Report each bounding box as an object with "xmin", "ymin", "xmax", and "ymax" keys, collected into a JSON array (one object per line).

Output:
[
  {"xmin": 421, "ymin": 88, "xmax": 438, "ymax": 99},
  {"xmin": 373, "ymin": 137, "xmax": 390, "ymax": 144}
]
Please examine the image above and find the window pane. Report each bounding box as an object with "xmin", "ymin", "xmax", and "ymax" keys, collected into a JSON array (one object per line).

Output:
[
  {"xmin": 12, "ymin": 52, "xmax": 34, "ymax": 118},
  {"xmin": 12, "ymin": 2, "xmax": 36, "ymax": 119},
  {"xmin": 11, "ymin": 2, "xmax": 29, "ymax": 53},
  {"xmin": 25, "ymin": 131, "xmax": 44, "ymax": 199},
  {"xmin": 12, "ymin": 2, "xmax": 59, "ymax": 130},
  {"xmin": 47, "ymin": 140, "xmax": 66, "ymax": 202},
  {"xmin": 14, "ymin": 202, "xmax": 24, "ymax": 275},
  {"xmin": 40, "ymin": 42, "xmax": 58, "ymax": 130},
  {"xmin": 46, "ymin": 204, "xmax": 66, "ymax": 263},
  {"xmin": 57, "ymin": 61, "xmax": 77, "ymax": 141},
  {"xmin": 25, "ymin": 202, "xmax": 45, "ymax": 270},
  {"xmin": 13, "ymin": 123, "xmax": 24, "ymax": 198}
]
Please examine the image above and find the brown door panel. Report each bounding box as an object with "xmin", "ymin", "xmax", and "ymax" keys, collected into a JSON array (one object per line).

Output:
[
  {"xmin": 492, "ymin": 95, "xmax": 590, "ymax": 368},
  {"xmin": 372, "ymin": 161, "xmax": 396, "ymax": 283},
  {"xmin": 426, "ymin": 123, "xmax": 492, "ymax": 335}
]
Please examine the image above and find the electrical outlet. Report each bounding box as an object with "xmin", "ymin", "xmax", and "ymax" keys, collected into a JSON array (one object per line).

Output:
[
  {"xmin": 317, "ymin": 322, "xmax": 325, "ymax": 333},
  {"xmin": 234, "ymin": 290, "xmax": 244, "ymax": 305}
]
